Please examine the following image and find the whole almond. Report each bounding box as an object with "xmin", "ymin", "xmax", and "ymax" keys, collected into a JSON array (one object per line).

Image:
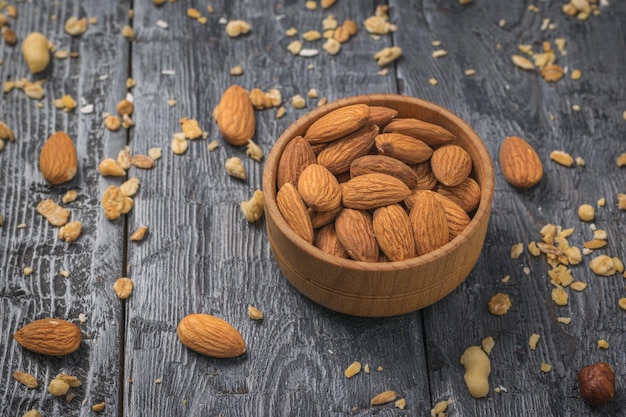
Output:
[
  {"xmin": 177, "ymin": 313, "xmax": 246, "ymax": 358},
  {"xmin": 39, "ymin": 132, "xmax": 78, "ymax": 185},
  {"xmin": 309, "ymin": 205, "xmax": 342, "ymax": 229},
  {"xmin": 373, "ymin": 204, "xmax": 417, "ymax": 261},
  {"xmin": 430, "ymin": 144, "xmax": 472, "ymax": 187},
  {"xmin": 14, "ymin": 318, "xmax": 81, "ymax": 356},
  {"xmin": 304, "ymin": 104, "xmax": 370, "ymax": 144},
  {"xmin": 374, "ymin": 133, "xmax": 433, "ymax": 164},
  {"xmin": 383, "ymin": 118, "xmax": 455, "ymax": 146},
  {"xmin": 366, "ymin": 106, "xmax": 398, "ymax": 127},
  {"xmin": 316, "ymin": 124, "xmax": 378, "ymax": 174},
  {"xmin": 276, "ymin": 183, "xmax": 314, "ymax": 244},
  {"xmin": 335, "ymin": 208, "xmax": 379, "ymax": 262},
  {"xmin": 341, "ymin": 173, "xmax": 411, "ymax": 210},
  {"xmin": 409, "ymin": 190, "xmax": 449, "ymax": 255},
  {"xmin": 433, "ymin": 192, "xmax": 471, "ymax": 240},
  {"xmin": 499, "ymin": 136, "xmax": 543, "ymax": 188},
  {"xmin": 213, "ymin": 85, "xmax": 255, "ymax": 146},
  {"xmin": 297, "ymin": 164, "xmax": 342, "ymax": 212},
  {"xmin": 350, "ymin": 155, "xmax": 418, "ymax": 189},
  {"xmin": 277, "ymin": 136, "xmax": 316, "ymax": 188},
  {"xmin": 314, "ymin": 223, "xmax": 349, "ymax": 258},
  {"xmin": 437, "ymin": 177, "xmax": 481, "ymax": 213},
  {"xmin": 412, "ymin": 161, "xmax": 438, "ymax": 190}
]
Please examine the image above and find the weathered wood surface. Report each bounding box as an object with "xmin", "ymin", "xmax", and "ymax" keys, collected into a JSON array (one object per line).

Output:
[{"xmin": 1, "ymin": 0, "xmax": 625, "ymax": 416}]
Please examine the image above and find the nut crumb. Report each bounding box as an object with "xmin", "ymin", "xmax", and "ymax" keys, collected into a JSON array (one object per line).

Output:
[
  {"xmin": 36, "ymin": 199, "xmax": 70, "ymax": 226},
  {"xmin": 529, "ymin": 333, "xmax": 541, "ymax": 350},
  {"xmin": 541, "ymin": 363, "xmax": 552, "ymax": 373},
  {"xmin": 618, "ymin": 298, "xmax": 626, "ymax": 311},
  {"xmin": 371, "ymin": 390, "xmax": 397, "ymax": 406},
  {"xmin": 550, "ymin": 150, "xmax": 574, "ymax": 167},
  {"xmin": 23, "ymin": 267, "xmax": 34, "ymax": 276},
  {"xmin": 130, "ymin": 226, "xmax": 148, "ymax": 241},
  {"xmin": 374, "ymin": 46, "xmax": 402, "ymax": 67},
  {"xmin": 58, "ymin": 221, "xmax": 82, "ymax": 243},
  {"xmin": 230, "ymin": 65, "xmax": 243, "ymax": 76},
  {"xmin": 62, "ymin": 190, "xmax": 78, "ymax": 204},
  {"xmin": 488, "ymin": 293, "xmax": 511, "ymax": 315},
  {"xmin": 510, "ymin": 243, "xmax": 524, "ymax": 259},
  {"xmin": 291, "ymin": 94, "xmax": 306, "ymax": 109},
  {"xmin": 344, "ymin": 361, "xmax": 361, "ymax": 378},
  {"xmin": 240, "ymin": 190, "xmax": 264, "ymax": 223},
  {"xmin": 464, "ymin": 68, "xmax": 476, "ymax": 76},
  {"xmin": 113, "ymin": 277, "xmax": 133, "ymax": 299},
  {"xmin": 481, "ymin": 336, "xmax": 495, "ymax": 355},
  {"xmin": 225, "ymin": 20, "xmax": 251, "ymax": 37},
  {"xmin": 394, "ymin": 398, "xmax": 406, "ymax": 409},
  {"xmin": 13, "ymin": 371, "xmax": 39, "ymax": 389},
  {"xmin": 557, "ymin": 316, "xmax": 572, "ymax": 324},
  {"xmin": 207, "ymin": 140, "xmax": 219, "ymax": 151},
  {"xmin": 92, "ymin": 402, "xmax": 105, "ymax": 412},
  {"xmin": 247, "ymin": 305, "xmax": 264, "ymax": 320},
  {"xmin": 225, "ymin": 157, "xmax": 246, "ymax": 180}
]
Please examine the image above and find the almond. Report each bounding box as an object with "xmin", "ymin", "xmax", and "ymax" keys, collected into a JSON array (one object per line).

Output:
[
  {"xmin": 430, "ymin": 144, "xmax": 472, "ymax": 187},
  {"xmin": 213, "ymin": 85, "xmax": 255, "ymax": 146},
  {"xmin": 409, "ymin": 190, "xmax": 449, "ymax": 255},
  {"xmin": 499, "ymin": 136, "xmax": 543, "ymax": 188},
  {"xmin": 383, "ymin": 118, "xmax": 455, "ymax": 146},
  {"xmin": 309, "ymin": 205, "xmax": 342, "ymax": 229},
  {"xmin": 335, "ymin": 208, "xmax": 379, "ymax": 262},
  {"xmin": 350, "ymin": 155, "xmax": 417, "ymax": 189},
  {"xmin": 412, "ymin": 161, "xmax": 438, "ymax": 190},
  {"xmin": 276, "ymin": 183, "xmax": 314, "ymax": 244},
  {"xmin": 39, "ymin": 132, "xmax": 78, "ymax": 185},
  {"xmin": 433, "ymin": 192, "xmax": 471, "ymax": 240},
  {"xmin": 297, "ymin": 164, "xmax": 342, "ymax": 212},
  {"xmin": 366, "ymin": 105, "xmax": 398, "ymax": 127},
  {"xmin": 303, "ymin": 104, "xmax": 370, "ymax": 144},
  {"xmin": 374, "ymin": 133, "xmax": 433, "ymax": 164},
  {"xmin": 341, "ymin": 173, "xmax": 411, "ymax": 210},
  {"xmin": 314, "ymin": 223, "xmax": 349, "ymax": 258},
  {"xmin": 14, "ymin": 318, "xmax": 81, "ymax": 356},
  {"xmin": 277, "ymin": 136, "xmax": 316, "ymax": 188},
  {"xmin": 373, "ymin": 204, "xmax": 416, "ymax": 261},
  {"xmin": 177, "ymin": 313, "xmax": 246, "ymax": 358},
  {"xmin": 316, "ymin": 124, "xmax": 378, "ymax": 174},
  {"xmin": 436, "ymin": 177, "xmax": 481, "ymax": 213}
]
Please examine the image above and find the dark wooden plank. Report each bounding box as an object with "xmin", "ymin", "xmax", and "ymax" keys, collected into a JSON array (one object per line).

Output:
[
  {"xmin": 0, "ymin": 1, "xmax": 130, "ymax": 415},
  {"xmin": 393, "ymin": 0, "xmax": 626, "ymax": 415},
  {"xmin": 125, "ymin": 0, "xmax": 432, "ymax": 415}
]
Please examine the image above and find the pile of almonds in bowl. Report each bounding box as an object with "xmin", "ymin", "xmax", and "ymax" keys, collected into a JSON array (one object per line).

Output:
[
  {"xmin": 273, "ymin": 101, "xmax": 478, "ymax": 262},
  {"xmin": 262, "ymin": 94, "xmax": 494, "ymax": 317}
]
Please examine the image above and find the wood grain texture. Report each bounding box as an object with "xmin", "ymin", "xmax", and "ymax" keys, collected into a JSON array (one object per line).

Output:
[
  {"xmin": 1, "ymin": 0, "xmax": 625, "ymax": 416},
  {"xmin": 0, "ymin": 1, "xmax": 130, "ymax": 415}
]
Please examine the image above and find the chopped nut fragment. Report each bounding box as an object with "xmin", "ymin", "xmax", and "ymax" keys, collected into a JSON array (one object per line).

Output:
[
  {"xmin": 577, "ymin": 204, "xmax": 595, "ymax": 221},
  {"xmin": 371, "ymin": 390, "xmax": 398, "ymax": 406},
  {"xmin": 323, "ymin": 38, "xmax": 341, "ymax": 55},
  {"xmin": 287, "ymin": 40, "xmax": 303, "ymax": 55},
  {"xmin": 247, "ymin": 305, "xmax": 264, "ymax": 320},
  {"xmin": 557, "ymin": 316, "xmax": 572, "ymax": 324},
  {"xmin": 131, "ymin": 155, "xmax": 155, "ymax": 169},
  {"xmin": 23, "ymin": 266, "xmax": 34, "ymax": 276},
  {"xmin": 276, "ymin": 106, "xmax": 286, "ymax": 119},
  {"xmin": 117, "ymin": 99, "xmax": 134, "ymax": 116},
  {"xmin": 571, "ymin": 69, "xmax": 582, "ymax": 80},
  {"xmin": 230, "ymin": 65, "xmax": 243, "ymax": 76},
  {"xmin": 374, "ymin": 46, "xmax": 402, "ymax": 67},
  {"xmin": 225, "ymin": 20, "xmax": 251, "ymax": 37},
  {"xmin": 589, "ymin": 255, "xmax": 616, "ymax": 276},
  {"xmin": 570, "ymin": 281, "xmax": 587, "ymax": 291},
  {"xmin": 488, "ymin": 293, "xmax": 511, "ymax": 316},
  {"xmin": 363, "ymin": 15, "xmax": 397, "ymax": 35},
  {"xmin": 120, "ymin": 177, "xmax": 140, "ymax": 197},
  {"xmin": 36, "ymin": 200, "xmax": 70, "ymax": 226},
  {"xmin": 291, "ymin": 94, "xmax": 306, "ymax": 109},
  {"xmin": 48, "ymin": 379, "xmax": 70, "ymax": 396},
  {"xmin": 92, "ymin": 402, "xmax": 105, "ymax": 412},
  {"xmin": 58, "ymin": 221, "xmax": 82, "ymax": 243},
  {"xmin": 207, "ymin": 140, "xmax": 219, "ymax": 151},
  {"xmin": 618, "ymin": 298, "xmax": 626, "ymax": 311},
  {"xmin": 102, "ymin": 185, "xmax": 133, "ymax": 221},
  {"xmin": 225, "ymin": 157, "xmax": 246, "ymax": 180},
  {"xmin": 465, "ymin": 68, "xmax": 476, "ymax": 76},
  {"xmin": 510, "ymin": 243, "xmax": 524, "ymax": 259},
  {"xmin": 130, "ymin": 226, "xmax": 148, "ymax": 241},
  {"xmin": 99, "ymin": 158, "xmax": 126, "ymax": 176},
  {"xmin": 126, "ymin": 78, "xmax": 137, "ymax": 89},
  {"xmin": 167, "ymin": 99, "xmax": 177, "ymax": 107},
  {"xmin": 428, "ymin": 78, "xmax": 438, "ymax": 86},
  {"xmin": 302, "ymin": 30, "xmax": 321, "ymax": 41},
  {"xmin": 550, "ymin": 150, "xmax": 574, "ymax": 167},
  {"xmin": 104, "ymin": 114, "xmax": 122, "ymax": 131},
  {"xmin": 344, "ymin": 361, "xmax": 361, "ymax": 378},
  {"xmin": 481, "ymin": 336, "xmax": 495, "ymax": 355},
  {"xmin": 541, "ymin": 363, "xmax": 552, "ymax": 373},
  {"xmin": 551, "ymin": 287, "xmax": 569, "ymax": 305},
  {"xmin": 171, "ymin": 135, "xmax": 188, "ymax": 155},
  {"xmin": 13, "ymin": 371, "xmax": 39, "ymax": 389},
  {"xmin": 240, "ymin": 190, "xmax": 264, "ymax": 222},
  {"xmin": 528, "ymin": 333, "xmax": 541, "ymax": 350},
  {"xmin": 148, "ymin": 147, "xmax": 162, "ymax": 161},
  {"xmin": 320, "ymin": 0, "xmax": 336, "ymax": 8},
  {"xmin": 616, "ymin": 153, "xmax": 626, "ymax": 167},
  {"xmin": 619, "ymin": 194, "xmax": 626, "ymax": 210},
  {"xmin": 118, "ymin": 146, "xmax": 132, "ymax": 169},
  {"xmin": 285, "ymin": 27, "xmax": 298, "ymax": 37},
  {"xmin": 541, "ymin": 64, "xmax": 564, "ymax": 82},
  {"xmin": 512, "ymin": 55, "xmax": 534, "ymax": 70},
  {"xmin": 181, "ymin": 118, "xmax": 203, "ymax": 139},
  {"xmin": 432, "ymin": 49, "xmax": 448, "ymax": 59},
  {"xmin": 121, "ymin": 25, "xmax": 134, "ymax": 39},
  {"xmin": 65, "ymin": 16, "xmax": 89, "ymax": 36},
  {"xmin": 584, "ymin": 239, "xmax": 607, "ymax": 249},
  {"xmin": 431, "ymin": 399, "xmax": 452, "ymax": 416},
  {"xmin": 113, "ymin": 277, "xmax": 133, "ymax": 299},
  {"xmin": 305, "ymin": 0, "xmax": 317, "ymax": 10},
  {"xmin": 597, "ymin": 339, "xmax": 609, "ymax": 349},
  {"xmin": 246, "ymin": 140, "xmax": 264, "ymax": 162}
]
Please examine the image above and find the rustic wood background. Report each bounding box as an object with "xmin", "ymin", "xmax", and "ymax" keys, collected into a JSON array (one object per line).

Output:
[{"xmin": 1, "ymin": 0, "xmax": 625, "ymax": 416}]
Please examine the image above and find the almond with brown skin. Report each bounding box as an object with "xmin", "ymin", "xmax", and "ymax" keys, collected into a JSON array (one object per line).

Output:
[
  {"xmin": 341, "ymin": 173, "xmax": 411, "ymax": 210},
  {"xmin": 499, "ymin": 136, "xmax": 543, "ymax": 188},
  {"xmin": 409, "ymin": 190, "xmax": 449, "ymax": 255},
  {"xmin": 430, "ymin": 144, "xmax": 472, "ymax": 187},
  {"xmin": 335, "ymin": 208, "xmax": 379, "ymax": 262},
  {"xmin": 373, "ymin": 204, "xmax": 416, "ymax": 261},
  {"xmin": 277, "ymin": 136, "xmax": 317, "ymax": 188},
  {"xmin": 375, "ymin": 133, "xmax": 433, "ymax": 164},
  {"xmin": 412, "ymin": 161, "xmax": 438, "ymax": 190},
  {"xmin": 39, "ymin": 132, "xmax": 78, "ymax": 185},
  {"xmin": 314, "ymin": 223, "xmax": 349, "ymax": 258},
  {"xmin": 350, "ymin": 155, "xmax": 417, "ymax": 189},
  {"xmin": 304, "ymin": 104, "xmax": 370, "ymax": 144},
  {"xmin": 383, "ymin": 118, "xmax": 456, "ymax": 146},
  {"xmin": 316, "ymin": 124, "xmax": 378, "ymax": 174},
  {"xmin": 309, "ymin": 205, "xmax": 342, "ymax": 229},
  {"xmin": 366, "ymin": 106, "xmax": 398, "ymax": 127},
  {"xmin": 213, "ymin": 85, "xmax": 255, "ymax": 146},
  {"xmin": 297, "ymin": 164, "xmax": 342, "ymax": 212},
  {"xmin": 177, "ymin": 313, "xmax": 246, "ymax": 358},
  {"xmin": 434, "ymin": 192, "xmax": 471, "ymax": 240},
  {"xmin": 276, "ymin": 183, "xmax": 314, "ymax": 244},
  {"xmin": 14, "ymin": 318, "xmax": 81, "ymax": 356},
  {"xmin": 436, "ymin": 177, "xmax": 481, "ymax": 213}
]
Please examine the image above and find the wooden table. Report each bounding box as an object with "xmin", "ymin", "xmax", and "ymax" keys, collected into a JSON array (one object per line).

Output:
[{"xmin": 2, "ymin": 1, "xmax": 625, "ymax": 415}]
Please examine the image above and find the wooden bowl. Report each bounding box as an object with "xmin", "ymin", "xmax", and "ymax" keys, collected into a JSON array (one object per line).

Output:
[{"xmin": 262, "ymin": 94, "xmax": 494, "ymax": 317}]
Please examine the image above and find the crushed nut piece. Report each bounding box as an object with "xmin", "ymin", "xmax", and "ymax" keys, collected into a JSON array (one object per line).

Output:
[
  {"xmin": 23, "ymin": 266, "xmax": 34, "ymax": 276},
  {"xmin": 113, "ymin": 277, "xmax": 133, "ymax": 299},
  {"xmin": 130, "ymin": 225, "xmax": 148, "ymax": 241},
  {"xmin": 481, "ymin": 336, "xmax": 495, "ymax": 355},
  {"xmin": 570, "ymin": 281, "xmax": 587, "ymax": 291},
  {"xmin": 92, "ymin": 402, "xmax": 105, "ymax": 412},
  {"xmin": 207, "ymin": 140, "xmax": 219, "ymax": 151},
  {"xmin": 597, "ymin": 339, "xmax": 609, "ymax": 349},
  {"xmin": 36, "ymin": 200, "xmax": 70, "ymax": 226},
  {"xmin": 557, "ymin": 316, "xmax": 572, "ymax": 324},
  {"xmin": 305, "ymin": 0, "xmax": 317, "ymax": 10},
  {"xmin": 104, "ymin": 114, "xmax": 122, "ymax": 131},
  {"xmin": 488, "ymin": 293, "xmax": 511, "ymax": 316},
  {"xmin": 589, "ymin": 255, "xmax": 616, "ymax": 276},
  {"xmin": 528, "ymin": 333, "xmax": 541, "ymax": 350},
  {"xmin": 148, "ymin": 147, "xmax": 162, "ymax": 160},
  {"xmin": 291, "ymin": 94, "xmax": 306, "ymax": 109},
  {"xmin": 240, "ymin": 190, "xmax": 264, "ymax": 222},
  {"xmin": 225, "ymin": 157, "xmax": 246, "ymax": 180},
  {"xmin": 22, "ymin": 410, "xmax": 42, "ymax": 417},
  {"xmin": 61, "ymin": 190, "xmax": 78, "ymax": 204},
  {"xmin": 618, "ymin": 298, "xmax": 626, "ymax": 311},
  {"xmin": 225, "ymin": 20, "xmax": 251, "ymax": 37},
  {"xmin": 512, "ymin": 55, "xmax": 534, "ymax": 70},
  {"xmin": 371, "ymin": 390, "xmax": 398, "ymax": 406},
  {"xmin": 344, "ymin": 361, "xmax": 361, "ymax": 378},
  {"xmin": 58, "ymin": 221, "xmax": 82, "ymax": 243},
  {"xmin": 551, "ymin": 286, "xmax": 569, "ymax": 305},
  {"xmin": 323, "ymin": 38, "xmax": 341, "ymax": 55},
  {"xmin": 510, "ymin": 243, "xmax": 524, "ymax": 259},
  {"xmin": 120, "ymin": 177, "xmax": 140, "ymax": 197},
  {"xmin": 247, "ymin": 305, "xmax": 264, "ymax": 320},
  {"xmin": 64, "ymin": 16, "xmax": 89, "ymax": 36},
  {"xmin": 13, "ymin": 371, "xmax": 39, "ymax": 389},
  {"xmin": 171, "ymin": 135, "xmax": 188, "ymax": 155},
  {"xmin": 48, "ymin": 379, "xmax": 70, "ymax": 396},
  {"xmin": 541, "ymin": 363, "xmax": 552, "ymax": 373},
  {"xmin": 102, "ymin": 185, "xmax": 133, "ymax": 220},
  {"xmin": 121, "ymin": 25, "xmax": 134, "ymax": 39},
  {"xmin": 99, "ymin": 158, "xmax": 126, "ymax": 176},
  {"xmin": 431, "ymin": 399, "xmax": 452, "ymax": 416},
  {"xmin": 246, "ymin": 140, "xmax": 264, "ymax": 162},
  {"xmin": 230, "ymin": 65, "xmax": 243, "ymax": 76},
  {"xmin": 181, "ymin": 118, "xmax": 203, "ymax": 139},
  {"xmin": 374, "ymin": 46, "xmax": 402, "ymax": 67},
  {"xmin": 550, "ymin": 150, "xmax": 574, "ymax": 167}
]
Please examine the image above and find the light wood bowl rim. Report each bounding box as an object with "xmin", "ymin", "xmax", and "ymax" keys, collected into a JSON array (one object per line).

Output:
[{"xmin": 263, "ymin": 93, "xmax": 494, "ymax": 273}]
